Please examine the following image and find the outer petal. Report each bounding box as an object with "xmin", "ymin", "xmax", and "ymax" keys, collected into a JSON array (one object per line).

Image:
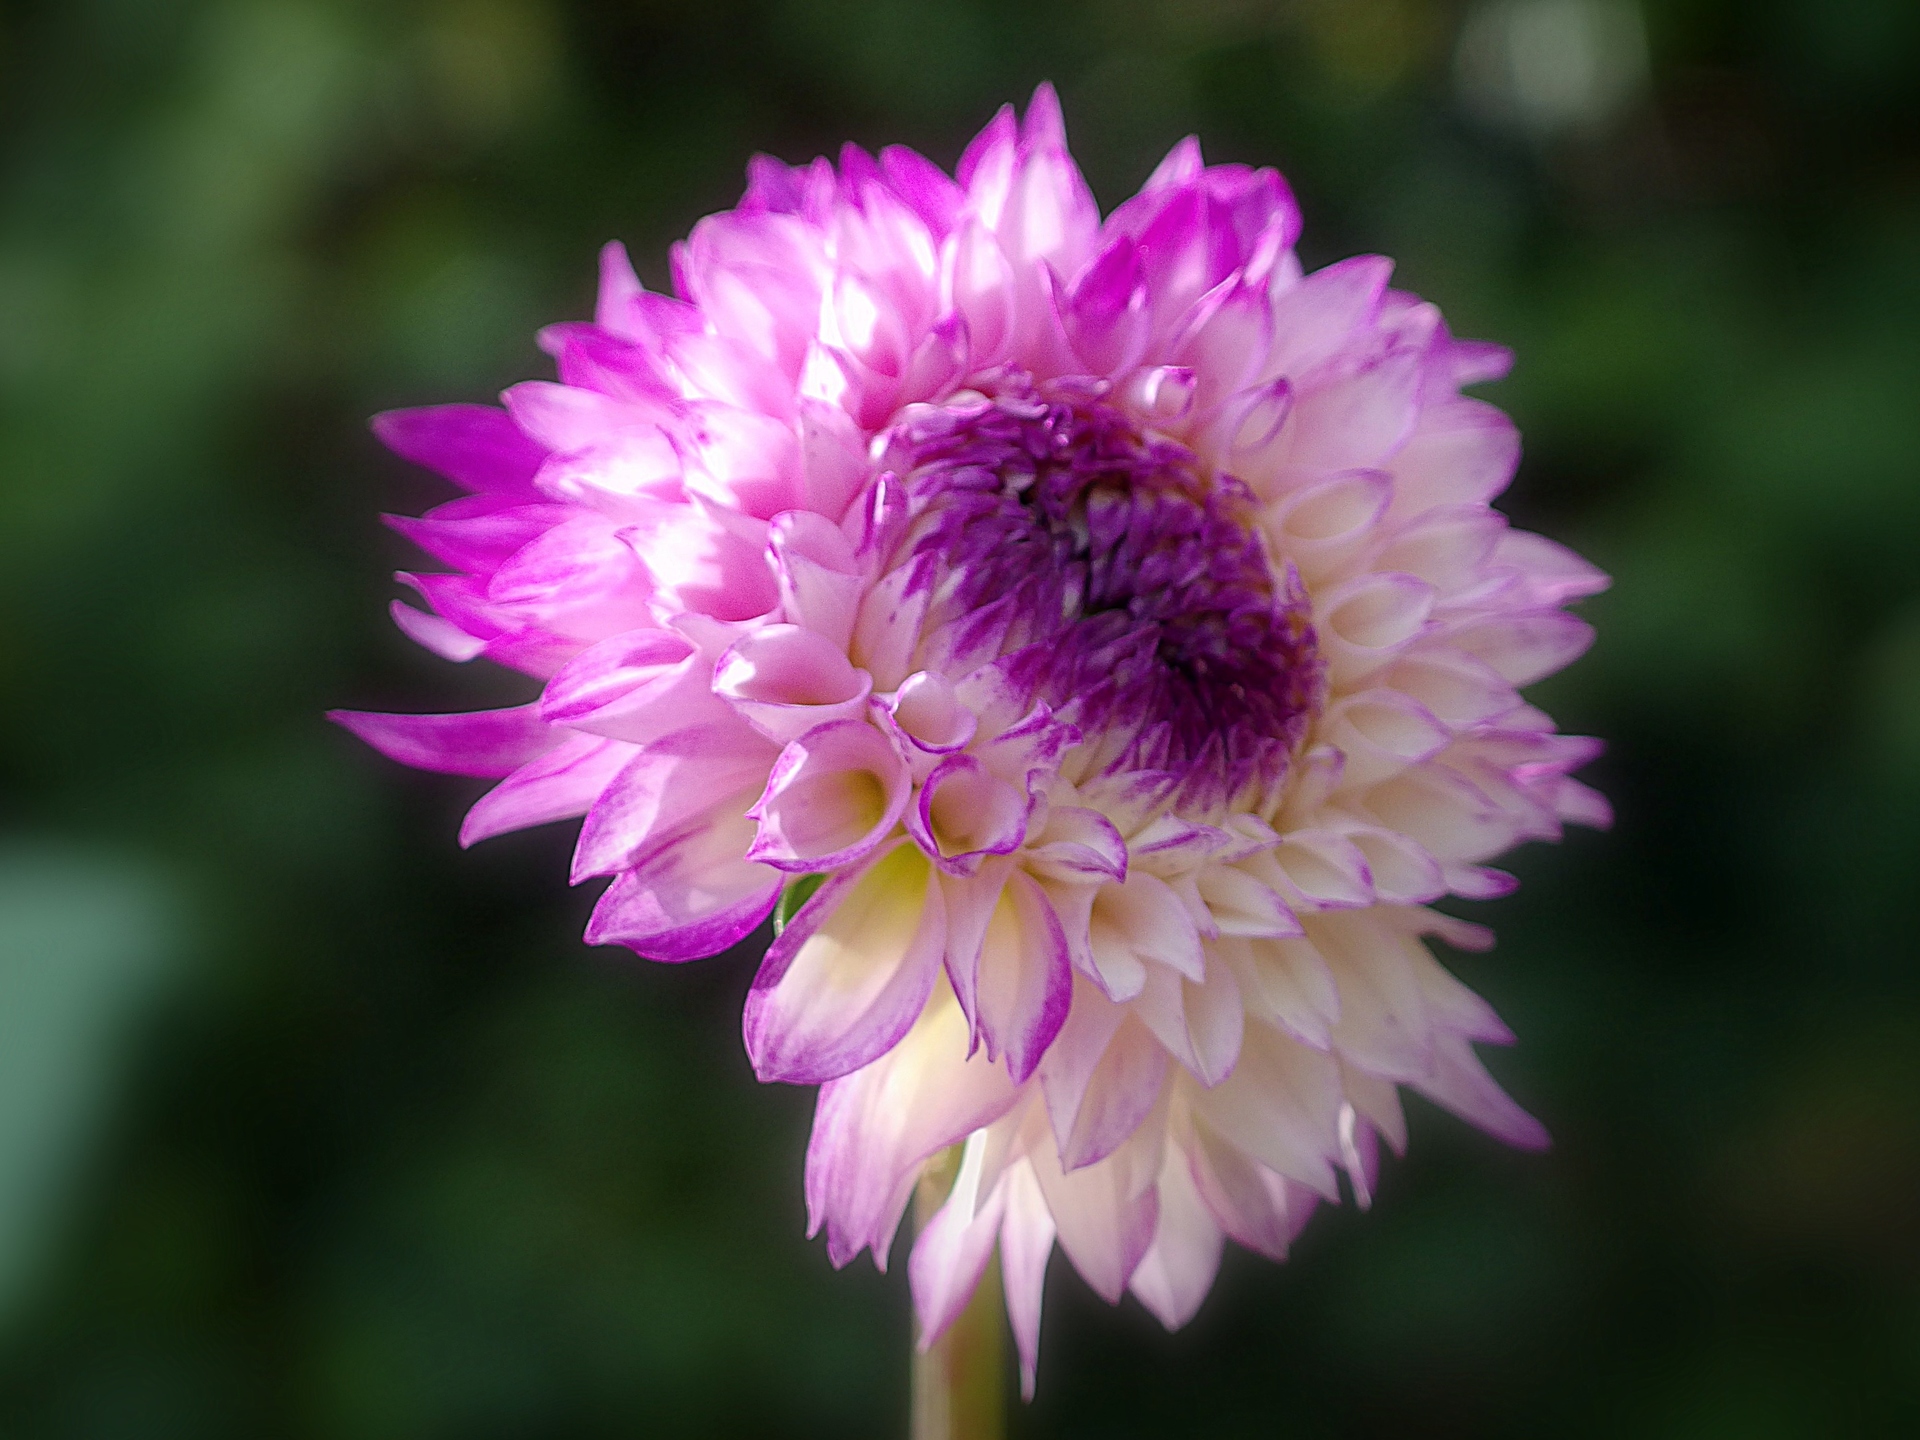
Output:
[
  {"xmin": 584, "ymin": 806, "xmax": 781, "ymax": 961},
  {"xmin": 459, "ymin": 734, "xmax": 633, "ymax": 847},
  {"xmin": 909, "ymin": 1132, "xmax": 1009, "ymax": 1349},
  {"xmin": 1028, "ymin": 1111, "xmax": 1163, "ymax": 1305},
  {"xmin": 805, "ymin": 982, "xmax": 1024, "ymax": 1268},
  {"xmin": 1128, "ymin": 1138, "xmax": 1224, "ymax": 1331},
  {"xmin": 328, "ymin": 705, "xmax": 559, "ymax": 777},
  {"xmin": 371, "ymin": 404, "xmax": 548, "ymax": 495},
  {"xmin": 999, "ymin": 1160, "xmax": 1056, "ymax": 1400}
]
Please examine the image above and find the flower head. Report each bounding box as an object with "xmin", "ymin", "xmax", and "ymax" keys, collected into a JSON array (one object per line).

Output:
[{"xmin": 334, "ymin": 85, "xmax": 1607, "ymax": 1394}]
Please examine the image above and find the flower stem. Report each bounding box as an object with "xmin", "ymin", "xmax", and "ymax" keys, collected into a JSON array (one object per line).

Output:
[{"xmin": 910, "ymin": 1153, "xmax": 1006, "ymax": 1440}]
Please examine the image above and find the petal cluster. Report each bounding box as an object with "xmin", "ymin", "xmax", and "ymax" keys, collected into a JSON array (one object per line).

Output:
[{"xmin": 334, "ymin": 85, "xmax": 1607, "ymax": 1393}]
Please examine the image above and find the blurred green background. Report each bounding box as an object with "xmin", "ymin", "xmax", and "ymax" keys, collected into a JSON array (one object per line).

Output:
[{"xmin": 2, "ymin": 0, "xmax": 1918, "ymax": 1434}]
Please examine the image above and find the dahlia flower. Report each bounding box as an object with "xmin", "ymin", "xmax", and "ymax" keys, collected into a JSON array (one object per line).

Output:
[{"xmin": 334, "ymin": 86, "xmax": 1606, "ymax": 1396}]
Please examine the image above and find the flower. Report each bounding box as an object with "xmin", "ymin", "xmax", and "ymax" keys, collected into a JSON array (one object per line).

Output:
[{"xmin": 332, "ymin": 85, "xmax": 1608, "ymax": 1395}]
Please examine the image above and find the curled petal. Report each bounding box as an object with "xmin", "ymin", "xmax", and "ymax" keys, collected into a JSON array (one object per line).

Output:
[
  {"xmin": 714, "ymin": 624, "xmax": 874, "ymax": 745},
  {"xmin": 881, "ymin": 670, "xmax": 978, "ymax": 759},
  {"xmin": 770, "ymin": 509, "xmax": 865, "ymax": 651},
  {"xmin": 748, "ymin": 718, "xmax": 911, "ymax": 872},
  {"xmin": 1023, "ymin": 805, "xmax": 1128, "ymax": 885},
  {"xmin": 909, "ymin": 753, "xmax": 1031, "ymax": 874},
  {"xmin": 573, "ymin": 729, "xmax": 777, "ymax": 882},
  {"xmin": 1322, "ymin": 690, "xmax": 1452, "ymax": 790}
]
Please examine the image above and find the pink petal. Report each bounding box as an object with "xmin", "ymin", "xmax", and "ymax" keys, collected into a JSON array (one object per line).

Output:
[
  {"xmin": 1190, "ymin": 1022, "xmax": 1342, "ymax": 1199},
  {"xmin": 1028, "ymin": 1120, "xmax": 1163, "ymax": 1305},
  {"xmin": 388, "ymin": 599, "xmax": 487, "ymax": 662},
  {"xmin": 459, "ymin": 734, "xmax": 634, "ymax": 847},
  {"xmin": 963, "ymin": 871, "xmax": 1072, "ymax": 1084},
  {"xmin": 584, "ymin": 809, "xmax": 781, "ymax": 962},
  {"xmin": 744, "ymin": 842, "xmax": 947, "ymax": 1084},
  {"xmin": 1260, "ymin": 254, "xmax": 1392, "ymax": 381},
  {"xmin": 1022, "ymin": 805, "xmax": 1129, "ymax": 885},
  {"xmin": 1446, "ymin": 610, "xmax": 1597, "ymax": 686},
  {"xmin": 572, "ymin": 727, "xmax": 777, "ymax": 881},
  {"xmin": 1186, "ymin": 1118, "xmax": 1298, "ymax": 1261},
  {"xmin": 371, "ymin": 404, "xmax": 547, "ymax": 496},
  {"xmin": 1223, "ymin": 935, "xmax": 1341, "ymax": 1051},
  {"xmin": 713, "ymin": 623, "xmax": 874, "ymax": 745},
  {"xmin": 747, "ymin": 718, "xmax": 911, "ymax": 872},
  {"xmin": 908, "ymin": 1135, "xmax": 1010, "ymax": 1349},
  {"xmin": 769, "ymin": 510, "xmax": 865, "ymax": 652},
  {"xmin": 908, "ymin": 753, "xmax": 1031, "ymax": 875},
  {"xmin": 1134, "ymin": 955, "xmax": 1244, "ymax": 1089},
  {"xmin": 328, "ymin": 704, "xmax": 559, "ymax": 777},
  {"xmin": 1039, "ymin": 980, "xmax": 1170, "ymax": 1172},
  {"xmin": 1413, "ymin": 1033, "xmax": 1551, "ymax": 1151}
]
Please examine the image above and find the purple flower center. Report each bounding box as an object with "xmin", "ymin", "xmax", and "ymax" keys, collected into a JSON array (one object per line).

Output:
[{"xmin": 883, "ymin": 377, "xmax": 1325, "ymax": 805}]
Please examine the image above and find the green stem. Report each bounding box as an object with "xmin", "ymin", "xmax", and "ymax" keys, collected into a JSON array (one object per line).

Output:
[{"xmin": 910, "ymin": 1151, "xmax": 1007, "ymax": 1440}]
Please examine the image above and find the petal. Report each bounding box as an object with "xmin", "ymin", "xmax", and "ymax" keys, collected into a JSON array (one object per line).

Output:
[
  {"xmin": 328, "ymin": 704, "xmax": 559, "ymax": 777},
  {"xmin": 1190, "ymin": 1022, "xmax": 1342, "ymax": 1200},
  {"xmin": 909, "ymin": 1131, "xmax": 1010, "ymax": 1348},
  {"xmin": 539, "ymin": 627, "xmax": 735, "ymax": 743},
  {"xmin": 1134, "ymin": 955, "xmax": 1244, "ymax": 1089},
  {"xmin": 1445, "ymin": 611, "xmax": 1596, "ymax": 687},
  {"xmin": 1221, "ymin": 935, "xmax": 1341, "ymax": 1051},
  {"xmin": 965, "ymin": 870, "xmax": 1072, "ymax": 1084},
  {"xmin": 1322, "ymin": 690, "xmax": 1452, "ymax": 789},
  {"xmin": 1039, "ymin": 977, "xmax": 1170, "ymax": 1172},
  {"xmin": 1185, "ymin": 1113, "xmax": 1297, "ymax": 1260},
  {"xmin": 584, "ymin": 807, "xmax": 780, "ymax": 961},
  {"xmin": 1028, "ymin": 1116, "xmax": 1163, "ymax": 1306},
  {"xmin": 459, "ymin": 735, "xmax": 633, "ymax": 847},
  {"xmin": 1128, "ymin": 1140, "xmax": 1224, "ymax": 1331},
  {"xmin": 1090, "ymin": 870, "xmax": 1204, "ymax": 991},
  {"xmin": 747, "ymin": 718, "xmax": 911, "ymax": 872},
  {"xmin": 805, "ymin": 982, "xmax": 1024, "ymax": 1268},
  {"xmin": 1023, "ymin": 805, "xmax": 1129, "ymax": 885},
  {"xmin": 714, "ymin": 624, "xmax": 874, "ymax": 745},
  {"xmin": 745, "ymin": 842, "xmax": 947, "ymax": 1083},
  {"xmin": 572, "ymin": 728, "xmax": 777, "ymax": 881},
  {"xmin": 1413, "ymin": 1033, "xmax": 1551, "ymax": 1151},
  {"xmin": 909, "ymin": 753, "xmax": 1030, "ymax": 874},
  {"xmin": 770, "ymin": 509, "xmax": 865, "ymax": 651},
  {"xmin": 999, "ymin": 1161, "xmax": 1056, "ymax": 1400},
  {"xmin": 371, "ymin": 404, "xmax": 547, "ymax": 495}
]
